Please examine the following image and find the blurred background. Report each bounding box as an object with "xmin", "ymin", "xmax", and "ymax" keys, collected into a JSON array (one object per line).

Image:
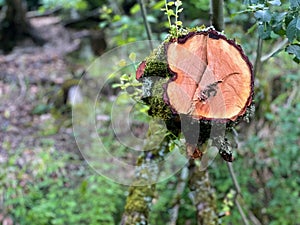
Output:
[{"xmin": 0, "ymin": 0, "xmax": 299, "ymax": 224}]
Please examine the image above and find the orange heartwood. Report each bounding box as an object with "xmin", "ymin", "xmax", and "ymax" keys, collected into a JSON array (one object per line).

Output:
[{"xmin": 164, "ymin": 29, "xmax": 253, "ymax": 122}]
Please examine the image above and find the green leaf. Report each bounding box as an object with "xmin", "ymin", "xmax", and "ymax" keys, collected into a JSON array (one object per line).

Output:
[
  {"xmin": 268, "ymin": 0, "xmax": 281, "ymax": 5},
  {"xmin": 272, "ymin": 12, "xmax": 286, "ymax": 23},
  {"xmin": 166, "ymin": 9, "xmax": 175, "ymax": 16},
  {"xmin": 176, "ymin": 21, "xmax": 183, "ymax": 26},
  {"xmin": 247, "ymin": 23, "xmax": 258, "ymax": 34},
  {"xmin": 293, "ymin": 56, "xmax": 300, "ymax": 63},
  {"xmin": 153, "ymin": 1, "xmax": 165, "ymax": 10},
  {"xmin": 289, "ymin": 0, "xmax": 300, "ymax": 8},
  {"xmin": 129, "ymin": 52, "xmax": 136, "ymax": 62},
  {"xmin": 258, "ymin": 23, "xmax": 272, "ymax": 39},
  {"xmin": 130, "ymin": 4, "xmax": 140, "ymax": 15},
  {"xmin": 147, "ymin": 15, "xmax": 158, "ymax": 23},
  {"xmin": 112, "ymin": 14, "xmax": 121, "ymax": 22},
  {"xmin": 167, "ymin": 1, "xmax": 175, "ymax": 6},
  {"xmin": 286, "ymin": 44, "xmax": 300, "ymax": 60},
  {"xmin": 32, "ymin": 104, "xmax": 51, "ymax": 115},
  {"xmin": 297, "ymin": 17, "xmax": 300, "ymax": 30},
  {"xmin": 254, "ymin": 9, "xmax": 272, "ymax": 22},
  {"xmin": 177, "ymin": 8, "xmax": 183, "ymax": 13},
  {"xmin": 286, "ymin": 17, "xmax": 300, "ymax": 41}
]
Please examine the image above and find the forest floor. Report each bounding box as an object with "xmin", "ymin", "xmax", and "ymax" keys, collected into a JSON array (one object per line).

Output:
[{"xmin": 0, "ymin": 16, "xmax": 87, "ymax": 165}]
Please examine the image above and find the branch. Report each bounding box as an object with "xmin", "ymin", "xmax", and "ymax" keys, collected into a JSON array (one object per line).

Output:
[
  {"xmin": 168, "ymin": 166, "xmax": 189, "ymax": 225},
  {"xmin": 261, "ymin": 38, "xmax": 288, "ymax": 62},
  {"xmin": 226, "ymin": 162, "xmax": 241, "ymax": 195},
  {"xmin": 227, "ymin": 162, "xmax": 250, "ymax": 225},
  {"xmin": 188, "ymin": 160, "xmax": 218, "ymax": 225},
  {"xmin": 63, "ymin": 7, "xmax": 102, "ymax": 27},
  {"xmin": 210, "ymin": 0, "xmax": 224, "ymax": 31},
  {"xmin": 138, "ymin": 0, "xmax": 153, "ymax": 50},
  {"xmin": 253, "ymin": 37, "xmax": 263, "ymax": 77},
  {"xmin": 26, "ymin": 7, "xmax": 62, "ymax": 18},
  {"xmin": 121, "ymin": 132, "xmax": 170, "ymax": 225}
]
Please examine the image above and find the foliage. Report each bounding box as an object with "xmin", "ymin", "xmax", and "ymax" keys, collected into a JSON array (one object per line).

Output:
[
  {"xmin": 0, "ymin": 143, "xmax": 126, "ymax": 225},
  {"xmin": 210, "ymin": 62, "xmax": 300, "ymax": 224},
  {"xmin": 39, "ymin": 0, "xmax": 89, "ymax": 10},
  {"xmin": 161, "ymin": 0, "xmax": 184, "ymax": 37},
  {"xmin": 99, "ymin": 4, "xmax": 151, "ymax": 45},
  {"xmin": 234, "ymin": 0, "xmax": 300, "ymax": 62},
  {"xmin": 1, "ymin": 1, "xmax": 299, "ymax": 224},
  {"xmin": 150, "ymin": 176, "xmax": 197, "ymax": 225}
]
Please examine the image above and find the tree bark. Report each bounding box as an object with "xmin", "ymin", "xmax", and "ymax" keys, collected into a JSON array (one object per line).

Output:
[
  {"xmin": 169, "ymin": 166, "xmax": 189, "ymax": 225},
  {"xmin": 188, "ymin": 160, "xmax": 218, "ymax": 225},
  {"xmin": 210, "ymin": 0, "xmax": 224, "ymax": 31},
  {"xmin": 0, "ymin": 0, "xmax": 45, "ymax": 52},
  {"xmin": 121, "ymin": 136, "xmax": 170, "ymax": 225}
]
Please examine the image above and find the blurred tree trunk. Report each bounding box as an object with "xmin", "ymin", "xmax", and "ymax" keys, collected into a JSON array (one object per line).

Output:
[
  {"xmin": 210, "ymin": 0, "xmax": 224, "ymax": 31},
  {"xmin": 0, "ymin": 0, "xmax": 45, "ymax": 52}
]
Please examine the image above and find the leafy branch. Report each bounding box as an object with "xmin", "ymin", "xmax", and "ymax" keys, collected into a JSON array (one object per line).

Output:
[
  {"xmin": 234, "ymin": 0, "xmax": 300, "ymax": 63},
  {"xmin": 161, "ymin": 0, "xmax": 184, "ymax": 38}
]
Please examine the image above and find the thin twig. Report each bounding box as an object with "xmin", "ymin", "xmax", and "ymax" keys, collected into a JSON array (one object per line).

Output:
[
  {"xmin": 227, "ymin": 162, "xmax": 250, "ymax": 225},
  {"xmin": 138, "ymin": 0, "xmax": 154, "ymax": 50},
  {"xmin": 285, "ymin": 85, "xmax": 297, "ymax": 108},
  {"xmin": 261, "ymin": 38, "xmax": 288, "ymax": 62},
  {"xmin": 248, "ymin": 210, "xmax": 263, "ymax": 225},
  {"xmin": 226, "ymin": 162, "xmax": 241, "ymax": 195},
  {"xmin": 253, "ymin": 37, "xmax": 263, "ymax": 77},
  {"xmin": 234, "ymin": 197, "xmax": 250, "ymax": 225}
]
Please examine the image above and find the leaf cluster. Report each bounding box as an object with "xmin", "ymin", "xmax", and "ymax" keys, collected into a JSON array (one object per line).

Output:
[
  {"xmin": 242, "ymin": 0, "xmax": 300, "ymax": 62},
  {"xmin": 161, "ymin": 0, "xmax": 184, "ymax": 38},
  {"xmin": 0, "ymin": 144, "xmax": 125, "ymax": 225}
]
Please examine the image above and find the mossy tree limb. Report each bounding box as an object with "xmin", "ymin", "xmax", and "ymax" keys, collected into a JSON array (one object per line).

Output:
[
  {"xmin": 188, "ymin": 160, "xmax": 218, "ymax": 225},
  {"xmin": 121, "ymin": 134, "xmax": 170, "ymax": 225}
]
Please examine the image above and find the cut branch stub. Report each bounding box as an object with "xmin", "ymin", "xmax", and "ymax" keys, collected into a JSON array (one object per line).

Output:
[{"xmin": 164, "ymin": 29, "xmax": 253, "ymax": 121}]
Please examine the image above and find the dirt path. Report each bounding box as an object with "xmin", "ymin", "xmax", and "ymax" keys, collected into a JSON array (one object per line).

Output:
[{"xmin": 0, "ymin": 16, "xmax": 85, "ymax": 162}]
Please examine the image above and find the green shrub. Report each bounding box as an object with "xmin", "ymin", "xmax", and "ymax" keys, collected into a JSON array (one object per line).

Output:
[{"xmin": 0, "ymin": 144, "xmax": 126, "ymax": 225}]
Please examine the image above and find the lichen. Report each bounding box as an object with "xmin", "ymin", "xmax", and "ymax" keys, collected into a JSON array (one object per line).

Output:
[
  {"xmin": 124, "ymin": 184, "xmax": 155, "ymax": 214},
  {"xmin": 188, "ymin": 162, "xmax": 218, "ymax": 225}
]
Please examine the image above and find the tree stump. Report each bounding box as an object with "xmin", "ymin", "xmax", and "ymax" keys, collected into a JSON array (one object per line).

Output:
[
  {"xmin": 136, "ymin": 27, "xmax": 254, "ymax": 160},
  {"xmin": 165, "ymin": 29, "xmax": 253, "ymax": 121}
]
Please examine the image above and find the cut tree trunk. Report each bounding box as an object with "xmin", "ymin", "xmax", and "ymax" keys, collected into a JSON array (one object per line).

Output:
[
  {"xmin": 136, "ymin": 28, "xmax": 253, "ymax": 159},
  {"xmin": 0, "ymin": 0, "xmax": 46, "ymax": 52},
  {"xmin": 164, "ymin": 29, "xmax": 253, "ymax": 122}
]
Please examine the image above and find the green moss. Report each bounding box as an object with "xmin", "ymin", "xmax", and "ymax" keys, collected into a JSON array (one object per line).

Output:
[
  {"xmin": 125, "ymin": 185, "xmax": 154, "ymax": 213},
  {"xmin": 143, "ymin": 44, "xmax": 169, "ymax": 79},
  {"xmin": 146, "ymin": 79, "xmax": 172, "ymax": 120},
  {"xmin": 123, "ymin": 183, "xmax": 156, "ymax": 224},
  {"xmin": 141, "ymin": 46, "xmax": 174, "ymax": 120}
]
